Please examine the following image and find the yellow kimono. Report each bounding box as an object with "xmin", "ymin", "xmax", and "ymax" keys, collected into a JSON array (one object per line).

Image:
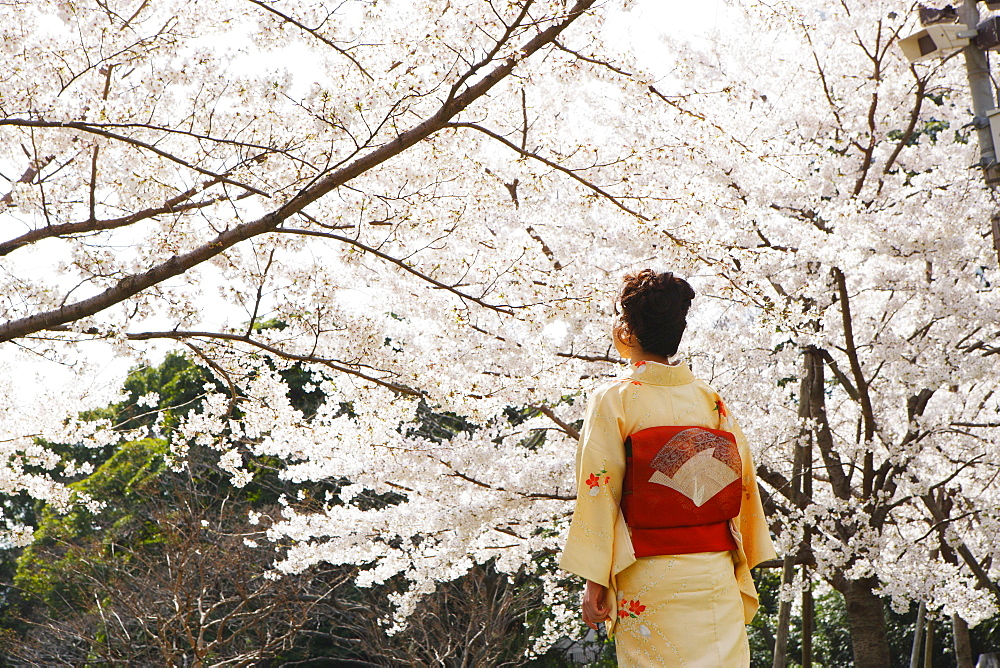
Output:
[{"xmin": 559, "ymin": 360, "xmax": 776, "ymax": 667}]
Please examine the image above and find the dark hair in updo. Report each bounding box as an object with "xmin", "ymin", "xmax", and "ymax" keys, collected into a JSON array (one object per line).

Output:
[{"xmin": 617, "ymin": 270, "xmax": 695, "ymax": 357}]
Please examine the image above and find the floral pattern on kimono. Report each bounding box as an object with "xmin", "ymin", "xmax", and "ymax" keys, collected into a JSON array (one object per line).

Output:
[{"xmin": 559, "ymin": 360, "xmax": 777, "ymax": 634}]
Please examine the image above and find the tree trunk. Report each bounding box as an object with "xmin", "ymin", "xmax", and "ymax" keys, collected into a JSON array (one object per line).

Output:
[
  {"xmin": 924, "ymin": 617, "xmax": 934, "ymax": 668},
  {"xmin": 772, "ymin": 555, "xmax": 796, "ymax": 668},
  {"xmin": 953, "ymin": 614, "xmax": 974, "ymax": 668},
  {"xmin": 838, "ymin": 576, "xmax": 891, "ymax": 668},
  {"xmin": 909, "ymin": 601, "xmax": 926, "ymax": 668},
  {"xmin": 801, "ymin": 579, "xmax": 814, "ymax": 668}
]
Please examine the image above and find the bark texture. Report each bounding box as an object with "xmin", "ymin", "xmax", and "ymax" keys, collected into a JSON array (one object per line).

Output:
[{"xmin": 838, "ymin": 576, "xmax": 890, "ymax": 668}]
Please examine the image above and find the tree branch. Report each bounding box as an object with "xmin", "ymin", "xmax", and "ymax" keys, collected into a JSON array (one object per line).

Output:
[
  {"xmin": 0, "ymin": 0, "xmax": 597, "ymax": 344},
  {"xmin": 275, "ymin": 227, "xmax": 518, "ymax": 314},
  {"xmin": 245, "ymin": 0, "xmax": 373, "ymax": 80},
  {"xmin": 0, "ymin": 119, "xmax": 268, "ymax": 197},
  {"xmin": 532, "ymin": 404, "xmax": 580, "ymax": 440},
  {"xmin": 921, "ymin": 491, "xmax": 1000, "ymax": 602},
  {"xmin": 121, "ymin": 329, "xmax": 421, "ymax": 397},
  {"xmin": 833, "ymin": 267, "xmax": 877, "ymax": 497},
  {"xmin": 756, "ymin": 464, "xmax": 812, "ymax": 510},
  {"xmin": 435, "ymin": 456, "xmax": 573, "ymax": 501},
  {"xmin": 0, "ymin": 173, "xmax": 253, "ymax": 256},
  {"xmin": 447, "ymin": 121, "xmax": 654, "ymax": 222}
]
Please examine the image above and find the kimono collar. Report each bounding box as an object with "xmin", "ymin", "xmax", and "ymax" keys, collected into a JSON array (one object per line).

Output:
[{"xmin": 622, "ymin": 359, "xmax": 695, "ymax": 386}]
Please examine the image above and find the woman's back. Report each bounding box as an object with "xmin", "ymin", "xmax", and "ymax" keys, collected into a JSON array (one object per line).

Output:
[{"xmin": 558, "ymin": 270, "xmax": 775, "ymax": 668}]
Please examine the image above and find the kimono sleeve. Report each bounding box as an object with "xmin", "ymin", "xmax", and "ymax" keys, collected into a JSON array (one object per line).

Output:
[
  {"xmin": 728, "ymin": 416, "xmax": 777, "ymax": 571},
  {"xmin": 718, "ymin": 397, "xmax": 777, "ymax": 623},
  {"xmin": 558, "ymin": 384, "xmax": 628, "ymax": 588}
]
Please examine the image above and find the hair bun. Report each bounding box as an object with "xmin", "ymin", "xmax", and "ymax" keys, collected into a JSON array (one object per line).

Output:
[{"xmin": 618, "ymin": 270, "xmax": 695, "ymax": 357}]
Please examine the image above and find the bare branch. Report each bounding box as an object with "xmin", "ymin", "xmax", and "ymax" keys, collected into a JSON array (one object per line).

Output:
[
  {"xmin": 275, "ymin": 227, "xmax": 519, "ymax": 314},
  {"xmin": 0, "ymin": 119, "xmax": 268, "ymax": 197},
  {"xmin": 448, "ymin": 121, "xmax": 655, "ymax": 222},
  {"xmin": 245, "ymin": 0, "xmax": 373, "ymax": 80}
]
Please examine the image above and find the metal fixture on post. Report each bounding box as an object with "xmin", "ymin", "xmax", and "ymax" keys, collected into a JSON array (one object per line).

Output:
[
  {"xmin": 974, "ymin": 14, "xmax": 1000, "ymax": 49},
  {"xmin": 901, "ymin": 3, "xmax": 1000, "ymax": 265}
]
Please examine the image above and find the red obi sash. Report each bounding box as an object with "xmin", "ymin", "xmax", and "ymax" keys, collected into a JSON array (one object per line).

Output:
[{"xmin": 622, "ymin": 425, "xmax": 742, "ymax": 558}]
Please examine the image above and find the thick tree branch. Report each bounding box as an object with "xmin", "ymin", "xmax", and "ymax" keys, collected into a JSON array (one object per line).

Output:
[
  {"xmin": 532, "ymin": 404, "xmax": 580, "ymax": 440},
  {"xmin": 833, "ymin": 267, "xmax": 877, "ymax": 496},
  {"xmin": 804, "ymin": 349, "xmax": 852, "ymax": 500},
  {"xmin": 756, "ymin": 464, "xmax": 812, "ymax": 510},
  {"xmin": 880, "ymin": 67, "xmax": 927, "ymax": 185},
  {"xmin": 444, "ymin": 0, "xmax": 536, "ymax": 106},
  {"xmin": 757, "ymin": 552, "xmax": 816, "ymax": 569},
  {"xmin": 0, "ymin": 0, "xmax": 597, "ymax": 344},
  {"xmin": 869, "ymin": 388, "xmax": 934, "ymax": 527},
  {"xmin": 0, "ymin": 174, "xmax": 253, "ymax": 256},
  {"xmin": 921, "ymin": 491, "xmax": 1000, "ymax": 602},
  {"xmin": 555, "ymin": 350, "xmax": 620, "ymax": 364},
  {"xmin": 817, "ymin": 348, "xmax": 860, "ymax": 402},
  {"xmin": 0, "ymin": 155, "xmax": 55, "ymax": 207}
]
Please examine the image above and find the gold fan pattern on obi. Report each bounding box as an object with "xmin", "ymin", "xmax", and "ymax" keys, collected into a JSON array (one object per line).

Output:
[{"xmin": 647, "ymin": 429, "xmax": 741, "ymax": 507}]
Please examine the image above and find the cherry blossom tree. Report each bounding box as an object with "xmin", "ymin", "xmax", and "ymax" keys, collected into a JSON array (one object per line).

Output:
[
  {"xmin": 641, "ymin": 3, "xmax": 1000, "ymax": 665},
  {"xmin": 2, "ymin": 0, "xmax": 999, "ymax": 665}
]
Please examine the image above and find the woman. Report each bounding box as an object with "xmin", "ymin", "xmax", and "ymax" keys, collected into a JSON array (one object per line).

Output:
[{"xmin": 559, "ymin": 270, "xmax": 776, "ymax": 666}]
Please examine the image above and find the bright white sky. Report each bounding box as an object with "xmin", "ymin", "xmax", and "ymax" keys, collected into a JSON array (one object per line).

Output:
[{"xmin": 608, "ymin": 0, "xmax": 728, "ymax": 58}]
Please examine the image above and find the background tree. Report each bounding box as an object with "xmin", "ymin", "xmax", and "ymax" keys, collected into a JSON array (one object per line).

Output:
[
  {"xmin": 3, "ymin": 354, "xmax": 565, "ymax": 666},
  {"xmin": 642, "ymin": 6, "xmax": 1000, "ymax": 665}
]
